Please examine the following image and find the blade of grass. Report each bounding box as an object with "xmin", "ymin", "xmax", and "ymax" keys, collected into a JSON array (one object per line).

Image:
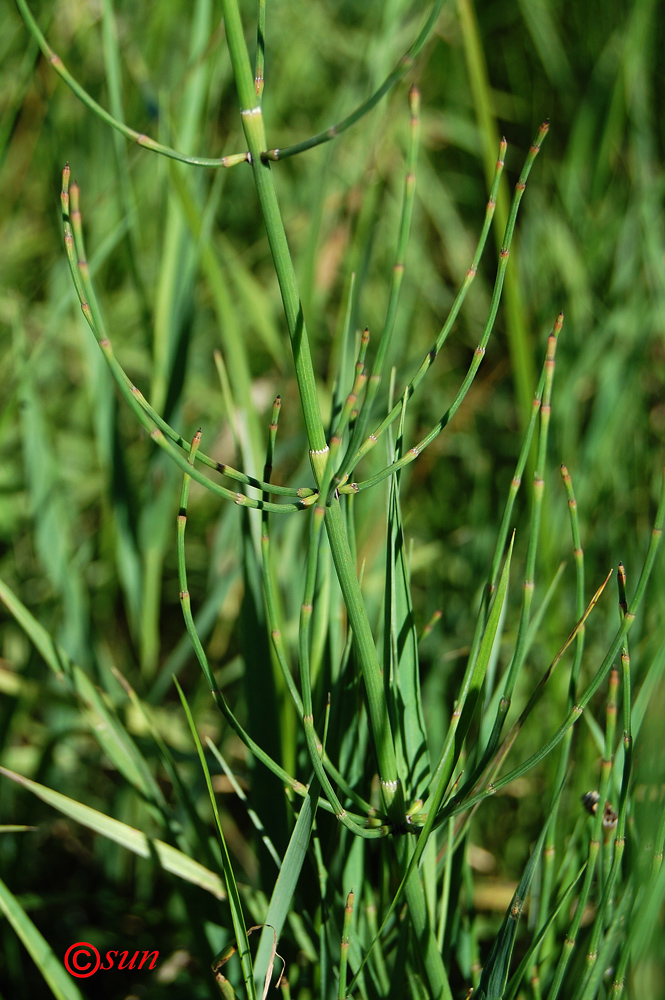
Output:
[
  {"xmin": 0, "ymin": 877, "xmax": 84, "ymax": 1000},
  {"xmin": 250, "ymin": 772, "xmax": 320, "ymax": 994},
  {"xmin": 0, "ymin": 766, "xmax": 226, "ymax": 899},
  {"xmin": 475, "ymin": 777, "xmax": 566, "ymax": 1000},
  {"xmin": 175, "ymin": 678, "xmax": 257, "ymax": 1000},
  {"xmin": 208, "ymin": 741, "xmax": 282, "ymax": 871},
  {"xmin": 0, "ymin": 575, "xmax": 166, "ymax": 812}
]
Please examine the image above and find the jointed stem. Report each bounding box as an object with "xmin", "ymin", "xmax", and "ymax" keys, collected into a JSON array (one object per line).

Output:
[
  {"xmin": 342, "ymin": 137, "xmax": 506, "ymax": 486},
  {"xmin": 438, "ymin": 469, "xmax": 665, "ymax": 828},
  {"xmin": 464, "ymin": 315, "xmax": 562, "ymax": 783},
  {"xmin": 221, "ymin": 0, "xmax": 404, "ymax": 823}
]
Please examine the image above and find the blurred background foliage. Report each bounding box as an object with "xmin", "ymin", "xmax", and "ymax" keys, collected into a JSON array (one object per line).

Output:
[{"xmin": 0, "ymin": 0, "xmax": 664, "ymax": 997}]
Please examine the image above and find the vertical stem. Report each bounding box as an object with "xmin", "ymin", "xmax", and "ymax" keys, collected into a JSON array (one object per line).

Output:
[
  {"xmin": 338, "ymin": 890, "xmax": 354, "ymax": 1000},
  {"xmin": 324, "ymin": 500, "xmax": 403, "ymax": 821},
  {"xmin": 546, "ymin": 663, "xmax": 620, "ymax": 1000},
  {"xmin": 532, "ymin": 462, "xmax": 586, "ymax": 988},
  {"xmin": 221, "ymin": 0, "xmax": 403, "ymax": 821},
  {"xmin": 221, "ymin": 0, "xmax": 326, "ymax": 465},
  {"xmin": 481, "ymin": 315, "xmax": 562, "ymax": 763},
  {"xmin": 255, "ymin": 0, "xmax": 266, "ymax": 100},
  {"xmin": 336, "ymin": 86, "xmax": 421, "ymax": 485},
  {"xmin": 456, "ymin": 0, "xmax": 536, "ymax": 426}
]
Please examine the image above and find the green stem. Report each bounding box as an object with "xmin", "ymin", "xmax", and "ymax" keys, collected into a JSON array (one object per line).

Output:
[
  {"xmin": 176, "ymin": 431, "xmax": 385, "ymax": 832},
  {"xmin": 324, "ymin": 501, "xmax": 403, "ymax": 821},
  {"xmin": 255, "ymin": 0, "xmax": 266, "ymax": 100},
  {"xmin": 61, "ymin": 167, "xmax": 310, "ymax": 511},
  {"xmin": 445, "ymin": 317, "xmax": 562, "ymax": 811},
  {"xmin": 569, "ymin": 669, "xmax": 620, "ymax": 1000},
  {"xmin": 338, "ymin": 891, "xmax": 354, "ymax": 1000},
  {"xmin": 437, "ymin": 467, "xmax": 664, "ymax": 827},
  {"xmin": 221, "ymin": 0, "xmax": 326, "ymax": 462},
  {"xmin": 531, "ymin": 463, "xmax": 587, "ymax": 985},
  {"xmin": 221, "ymin": 0, "xmax": 405, "ymax": 822}
]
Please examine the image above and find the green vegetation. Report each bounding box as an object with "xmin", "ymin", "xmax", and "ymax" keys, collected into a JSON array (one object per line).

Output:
[{"xmin": 1, "ymin": 1, "xmax": 664, "ymax": 998}]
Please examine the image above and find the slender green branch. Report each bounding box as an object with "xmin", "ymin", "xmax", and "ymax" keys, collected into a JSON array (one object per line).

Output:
[
  {"xmin": 62, "ymin": 168, "xmax": 310, "ymax": 512},
  {"xmin": 324, "ymin": 499, "xmax": 403, "ymax": 821},
  {"xmin": 177, "ymin": 679, "xmax": 258, "ymax": 1000},
  {"xmin": 480, "ymin": 569, "xmax": 612, "ymax": 809},
  {"xmin": 334, "ymin": 86, "xmax": 421, "ymax": 491},
  {"xmin": 462, "ymin": 314, "xmax": 562, "ymax": 781},
  {"xmin": 405, "ymin": 468, "xmax": 665, "ymax": 845},
  {"xmin": 340, "ymin": 126, "xmax": 548, "ymax": 491},
  {"xmin": 340, "ymin": 136, "xmax": 506, "ymax": 486},
  {"xmin": 531, "ymin": 463, "xmax": 588, "ymax": 988},
  {"xmin": 578, "ymin": 567, "xmax": 632, "ymax": 976},
  {"xmin": 263, "ymin": 0, "xmax": 445, "ymax": 161},
  {"xmin": 464, "ymin": 353, "xmax": 548, "ymax": 693},
  {"xmin": 501, "ymin": 314, "xmax": 563, "ymax": 701},
  {"xmin": 16, "ymin": 0, "xmax": 248, "ymax": 168},
  {"xmin": 570, "ymin": 666, "xmax": 620, "ymax": 1000},
  {"xmin": 546, "ymin": 673, "xmax": 620, "ymax": 1000},
  {"xmin": 437, "ymin": 470, "xmax": 664, "ymax": 826},
  {"xmin": 295, "ymin": 427, "xmax": 394, "ymax": 837}
]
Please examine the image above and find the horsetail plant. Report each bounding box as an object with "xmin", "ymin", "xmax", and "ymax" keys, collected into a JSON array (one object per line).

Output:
[{"xmin": 2, "ymin": 1, "xmax": 664, "ymax": 998}]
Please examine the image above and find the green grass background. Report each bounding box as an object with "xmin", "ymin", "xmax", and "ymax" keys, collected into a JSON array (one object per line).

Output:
[{"xmin": 0, "ymin": 0, "xmax": 664, "ymax": 997}]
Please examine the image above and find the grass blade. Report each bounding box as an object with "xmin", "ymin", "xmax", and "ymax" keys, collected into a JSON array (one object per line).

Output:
[
  {"xmin": 0, "ymin": 575, "xmax": 165, "ymax": 810},
  {"xmin": 0, "ymin": 876, "xmax": 84, "ymax": 1000},
  {"xmin": 0, "ymin": 766, "xmax": 226, "ymax": 899},
  {"xmin": 475, "ymin": 778, "xmax": 566, "ymax": 999},
  {"xmin": 176, "ymin": 679, "xmax": 256, "ymax": 1000}
]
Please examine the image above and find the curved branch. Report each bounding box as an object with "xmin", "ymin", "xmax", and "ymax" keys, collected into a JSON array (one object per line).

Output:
[
  {"xmin": 16, "ymin": 0, "xmax": 248, "ymax": 168},
  {"xmin": 263, "ymin": 0, "xmax": 445, "ymax": 162}
]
